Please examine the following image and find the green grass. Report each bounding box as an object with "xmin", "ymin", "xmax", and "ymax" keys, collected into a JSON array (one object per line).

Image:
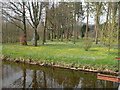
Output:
[{"xmin": 1, "ymin": 40, "xmax": 118, "ymax": 71}]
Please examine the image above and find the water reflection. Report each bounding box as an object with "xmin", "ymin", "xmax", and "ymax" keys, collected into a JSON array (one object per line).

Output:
[
  {"xmin": 23, "ymin": 68, "xmax": 26, "ymax": 88},
  {"xmin": 2, "ymin": 62, "xmax": 119, "ymax": 88}
]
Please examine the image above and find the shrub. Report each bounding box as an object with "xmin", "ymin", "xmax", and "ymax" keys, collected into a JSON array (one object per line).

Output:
[{"xmin": 83, "ymin": 37, "xmax": 92, "ymax": 51}]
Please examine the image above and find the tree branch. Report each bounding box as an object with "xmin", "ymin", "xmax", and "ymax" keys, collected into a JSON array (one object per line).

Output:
[
  {"xmin": 3, "ymin": 16, "xmax": 24, "ymax": 31},
  {"xmin": 27, "ymin": 2, "xmax": 35, "ymax": 27},
  {"xmin": 2, "ymin": 9, "xmax": 23, "ymax": 22},
  {"xmin": 38, "ymin": 2, "xmax": 43, "ymax": 23},
  {"xmin": 9, "ymin": 2, "xmax": 23, "ymax": 14},
  {"xmin": 26, "ymin": 16, "xmax": 34, "ymax": 28}
]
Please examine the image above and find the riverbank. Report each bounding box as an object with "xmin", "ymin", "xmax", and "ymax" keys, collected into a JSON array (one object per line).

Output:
[
  {"xmin": 1, "ymin": 58, "xmax": 119, "ymax": 75},
  {"xmin": 1, "ymin": 41, "xmax": 119, "ymax": 75}
]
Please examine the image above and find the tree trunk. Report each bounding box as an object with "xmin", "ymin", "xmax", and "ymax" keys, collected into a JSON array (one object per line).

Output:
[
  {"xmin": 95, "ymin": 20, "xmax": 98, "ymax": 44},
  {"xmin": 73, "ymin": 27, "xmax": 76, "ymax": 44},
  {"xmin": 81, "ymin": 31, "xmax": 84, "ymax": 38},
  {"xmin": 42, "ymin": 26, "xmax": 46, "ymax": 45},
  {"xmin": 42, "ymin": 7, "xmax": 48, "ymax": 45},
  {"xmin": 28, "ymin": 2, "xmax": 43, "ymax": 47},
  {"xmin": 57, "ymin": 30, "xmax": 60, "ymax": 40},
  {"xmin": 94, "ymin": 2, "xmax": 102, "ymax": 44},
  {"xmin": 111, "ymin": 2, "xmax": 117, "ymax": 43},
  {"xmin": 61, "ymin": 29, "xmax": 63, "ymax": 42},
  {"xmin": 23, "ymin": 30, "xmax": 27, "ymax": 45},
  {"xmin": 66, "ymin": 26, "xmax": 70, "ymax": 40},
  {"xmin": 73, "ymin": 14, "xmax": 76, "ymax": 44},
  {"xmin": 51, "ymin": 30, "xmax": 54, "ymax": 41},
  {"xmin": 48, "ymin": 33, "xmax": 50, "ymax": 40},
  {"xmin": 33, "ymin": 27, "xmax": 37, "ymax": 46},
  {"xmin": 85, "ymin": 3, "xmax": 89, "ymax": 38},
  {"xmin": 22, "ymin": 1, "xmax": 27, "ymax": 45},
  {"xmin": 103, "ymin": 3, "xmax": 110, "ymax": 45},
  {"xmin": 76, "ymin": 31, "xmax": 79, "ymax": 39},
  {"xmin": 66, "ymin": 30, "xmax": 69, "ymax": 40},
  {"xmin": 118, "ymin": 1, "xmax": 120, "ymax": 78}
]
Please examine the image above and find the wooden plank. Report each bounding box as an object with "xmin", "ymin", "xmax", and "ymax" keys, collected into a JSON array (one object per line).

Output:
[{"xmin": 97, "ymin": 73, "xmax": 120, "ymax": 83}]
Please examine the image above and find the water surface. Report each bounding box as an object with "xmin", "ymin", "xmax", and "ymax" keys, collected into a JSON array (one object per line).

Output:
[{"xmin": 2, "ymin": 61, "xmax": 119, "ymax": 88}]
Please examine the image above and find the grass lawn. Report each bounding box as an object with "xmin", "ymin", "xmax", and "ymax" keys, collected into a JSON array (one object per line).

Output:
[{"xmin": 1, "ymin": 40, "xmax": 118, "ymax": 71}]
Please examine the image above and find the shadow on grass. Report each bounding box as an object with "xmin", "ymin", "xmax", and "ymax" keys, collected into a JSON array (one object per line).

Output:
[
  {"xmin": 41, "ymin": 43, "xmax": 83, "ymax": 49},
  {"xmin": 89, "ymin": 49, "xmax": 98, "ymax": 51},
  {"xmin": 25, "ymin": 43, "xmax": 67, "ymax": 47},
  {"xmin": 26, "ymin": 41, "xmax": 83, "ymax": 48},
  {"xmin": 109, "ymin": 52, "xmax": 118, "ymax": 56}
]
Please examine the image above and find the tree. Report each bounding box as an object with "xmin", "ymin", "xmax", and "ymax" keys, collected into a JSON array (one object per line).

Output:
[
  {"xmin": 47, "ymin": 2, "xmax": 55, "ymax": 41},
  {"xmin": 85, "ymin": 2, "xmax": 89, "ymax": 37},
  {"xmin": 73, "ymin": 2, "xmax": 83, "ymax": 44},
  {"xmin": 27, "ymin": 1, "xmax": 43, "ymax": 46},
  {"xmin": 81, "ymin": 24, "xmax": 90, "ymax": 38},
  {"xmin": 99, "ymin": 3, "xmax": 109, "ymax": 45},
  {"xmin": 2, "ymin": 1, "xmax": 28, "ymax": 45},
  {"xmin": 118, "ymin": 1, "xmax": 120, "ymax": 76},
  {"xmin": 42, "ymin": 2, "xmax": 49, "ymax": 45},
  {"xmin": 98, "ymin": 2, "xmax": 118, "ymax": 53},
  {"xmin": 94, "ymin": 2, "xmax": 103, "ymax": 44},
  {"xmin": 107, "ymin": 2, "xmax": 117, "ymax": 53}
]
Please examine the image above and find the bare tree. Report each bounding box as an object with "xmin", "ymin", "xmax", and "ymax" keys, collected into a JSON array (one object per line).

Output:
[
  {"xmin": 27, "ymin": 1, "xmax": 43, "ymax": 46},
  {"xmin": 2, "ymin": 1, "xmax": 28, "ymax": 45},
  {"xmin": 42, "ymin": 2, "xmax": 49, "ymax": 45},
  {"xmin": 85, "ymin": 3, "xmax": 89, "ymax": 37},
  {"xmin": 94, "ymin": 2, "xmax": 102, "ymax": 44}
]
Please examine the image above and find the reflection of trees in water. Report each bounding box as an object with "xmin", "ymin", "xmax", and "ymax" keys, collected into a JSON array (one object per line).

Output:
[
  {"xmin": 33, "ymin": 70, "xmax": 118, "ymax": 88},
  {"xmin": 30, "ymin": 71, "xmax": 47, "ymax": 88},
  {"xmin": 79, "ymin": 77, "xmax": 97, "ymax": 88},
  {"xmin": 33, "ymin": 71, "xmax": 47, "ymax": 88},
  {"xmin": 4, "ymin": 68, "xmax": 26, "ymax": 88},
  {"xmin": 22, "ymin": 69, "xmax": 119, "ymax": 88},
  {"xmin": 22, "ymin": 68, "xmax": 26, "ymax": 89},
  {"xmin": 2, "ymin": 64, "xmax": 23, "ymax": 88},
  {"xmin": 25, "ymin": 69, "xmax": 118, "ymax": 88},
  {"xmin": 34, "ymin": 70, "xmax": 81, "ymax": 88},
  {"xmin": 2, "ymin": 65, "xmax": 21, "ymax": 79},
  {"xmin": 43, "ymin": 72, "xmax": 47, "ymax": 88},
  {"xmin": 52, "ymin": 73, "xmax": 80, "ymax": 88},
  {"xmin": 41, "ymin": 70, "xmax": 97, "ymax": 88},
  {"xmin": 97, "ymin": 80, "xmax": 118, "ymax": 88},
  {"xmin": 2, "ymin": 64, "xmax": 119, "ymax": 88},
  {"xmin": 32, "ymin": 70, "xmax": 39, "ymax": 88}
]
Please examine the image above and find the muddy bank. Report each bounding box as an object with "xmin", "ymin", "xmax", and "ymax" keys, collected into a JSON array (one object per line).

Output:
[{"xmin": 1, "ymin": 56, "xmax": 119, "ymax": 75}]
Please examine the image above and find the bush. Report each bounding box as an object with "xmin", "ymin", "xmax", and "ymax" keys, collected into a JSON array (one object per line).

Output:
[{"xmin": 83, "ymin": 37, "xmax": 92, "ymax": 51}]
